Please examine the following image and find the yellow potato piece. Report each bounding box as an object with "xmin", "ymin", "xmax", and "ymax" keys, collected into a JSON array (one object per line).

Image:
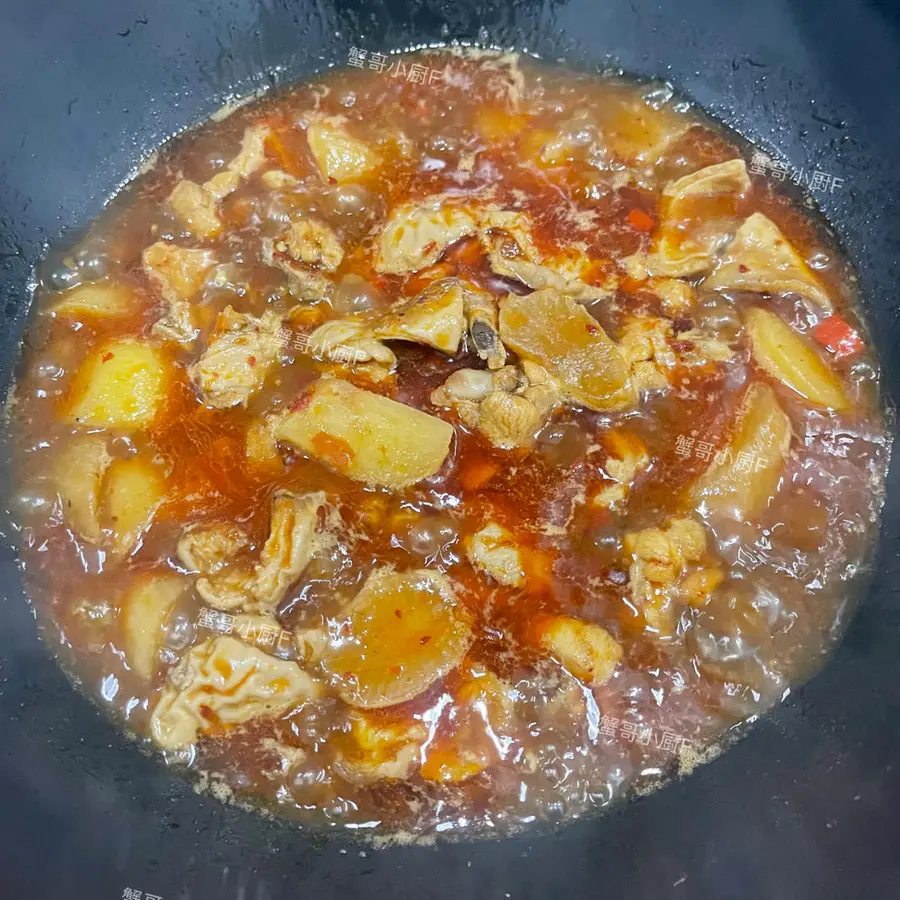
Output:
[
  {"xmin": 499, "ymin": 290, "xmax": 635, "ymax": 410},
  {"xmin": 66, "ymin": 340, "xmax": 170, "ymax": 430},
  {"xmin": 307, "ymin": 120, "xmax": 381, "ymax": 184},
  {"xmin": 102, "ymin": 457, "xmax": 168, "ymax": 555},
  {"xmin": 53, "ymin": 436, "xmax": 111, "ymax": 541},
  {"xmin": 121, "ymin": 573, "xmax": 187, "ymax": 680},
  {"xmin": 275, "ymin": 378, "xmax": 454, "ymax": 490},
  {"xmin": 48, "ymin": 280, "xmax": 136, "ymax": 318},
  {"xmin": 744, "ymin": 308, "xmax": 850, "ymax": 411},
  {"xmin": 323, "ymin": 567, "xmax": 473, "ymax": 709},
  {"xmin": 691, "ymin": 382, "xmax": 792, "ymax": 520}
]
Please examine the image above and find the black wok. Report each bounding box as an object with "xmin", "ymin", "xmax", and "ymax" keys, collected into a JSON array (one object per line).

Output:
[{"xmin": 1, "ymin": 0, "xmax": 899, "ymax": 897}]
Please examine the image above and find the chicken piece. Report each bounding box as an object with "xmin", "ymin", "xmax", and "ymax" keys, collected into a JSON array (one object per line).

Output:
[
  {"xmin": 263, "ymin": 218, "xmax": 344, "ymax": 301},
  {"xmin": 477, "ymin": 207, "xmax": 609, "ymax": 302},
  {"xmin": 306, "ymin": 118, "xmax": 382, "ymax": 184},
  {"xmin": 703, "ymin": 213, "xmax": 832, "ymax": 310},
  {"xmin": 499, "ymin": 289, "xmax": 636, "ymax": 412},
  {"xmin": 623, "ymin": 159, "xmax": 751, "ymax": 280},
  {"xmin": 617, "ymin": 316, "xmax": 677, "ymax": 392},
  {"xmin": 430, "ymin": 364, "xmax": 559, "ymax": 450},
  {"xmin": 662, "ymin": 159, "xmax": 751, "ymax": 219},
  {"xmin": 323, "ymin": 567, "xmax": 473, "ymax": 709},
  {"xmin": 167, "ymin": 126, "xmax": 271, "ymax": 238},
  {"xmin": 645, "ymin": 277, "xmax": 696, "ymax": 314},
  {"xmin": 142, "ymin": 242, "xmax": 216, "ymax": 343},
  {"xmin": 373, "ymin": 278, "xmax": 466, "ymax": 354},
  {"xmin": 334, "ymin": 711, "xmax": 427, "ymax": 784},
  {"xmin": 189, "ymin": 306, "xmax": 284, "ymax": 408},
  {"xmin": 203, "ymin": 124, "xmax": 270, "ymax": 198},
  {"xmin": 466, "ymin": 522, "xmax": 525, "ymax": 587},
  {"xmin": 618, "ymin": 314, "xmax": 734, "ymax": 390},
  {"xmin": 461, "ymin": 281, "xmax": 506, "ymax": 369},
  {"xmin": 196, "ymin": 491, "xmax": 329, "ymax": 614},
  {"xmin": 276, "ymin": 379, "xmax": 454, "ymax": 490},
  {"xmin": 304, "ymin": 277, "xmax": 469, "ymax": 368},
  {"xmin": 622, "ymin": 517, "xmax": 721, "ymax": 638},
  {"xmin": 251, "ymin": 491, "xmax": 327, "ymax": 613},
  {"xmin": 375, "ymin": 197, "xmax": 480, "ymax": 275},
  {"xmin": 150, "ymin": 635, "xmax": 322, "ymax": 750},
  {"xmin": 306, "ymin": 319, "xmax": 397, "ymax": 367},
  {"xmin": 168, "ymin": 180, "xmax": 222, "ymax": 239},
  {"xmin": 592, "ymin": 431, "xmax": 650, "ymax": 508},
  {"xmin": 535, "ymin": 614, "xmax": 622, "ymax": 685},
  {"xmin": 176, "ymin": 523, "xmax": 250, "ymax": 574}
]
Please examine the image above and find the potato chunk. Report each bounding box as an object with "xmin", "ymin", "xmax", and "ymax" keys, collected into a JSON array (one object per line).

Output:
[
  {"xmin": 691, "ymin": 382, "xmax": 792, "ymax": 520},
  {"xmin": 53, "ymin": 436, "xmax": 111, "ymax": 541},
  {"xmin": 150, "ymin": 635, "xmax": 322, "ymax": 749},
  {"xmin": 48, "ymin": 280, "xmax": 136, "ymax": 319},
  {"xmin": 535, "ymin": 614, "xmax": 622, "ymax": 685},
  {"xmin": 307, "ymin": 119, "xmax": 381, "ymax": 184},
  {"xmin": 102, "ymin": 457, "xmax": 168, "ymax": 556},
  {"xmin": 65, "ymin": 340, "xmax": 170, "ymax": 430},
  {"xmin": 744, "ymin": 308, "xmax": 850, "ymax": 411},
  {"xmin": 323, "ymin": 567, "xmax": 473, "ymax": 709},
  {"xmin": 121, "ymin": 573, "xmax": 187, "ymax": 680},
  {"xmin": 276, "ymin": 378, "xmax": 454, "ymax": 489},
  {"xmin": 499, "ymin": 290, "xmax": 635, "ymax": 411}
]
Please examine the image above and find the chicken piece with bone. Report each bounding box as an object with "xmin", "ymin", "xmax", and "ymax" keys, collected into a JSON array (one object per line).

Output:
[
  {"xmin": 188, "ymin": 305, "xmax": 285, "ymax": 409},
  {"xmin": 617, "ymin": 314, "xmax": 735, "ymax": 393},
  {"xmin": 477, "ymin": 207, "xmax": 613, "ymax": 302},
  {"xmin": 591, "ymin": 430, "xmax": 650, "ymax": 509},
  {"xmin": 194, "ymin": 491, "xmax": 334, "ymax": 614},
  {"xmin": 430, "ymin": 363, "xmax": 560, "ymax": 450},
  {"xmin": 622, "ymin": 516, "xmax": 724, "ymax": 639},
  {"xmin": 263, "ymin": 217, "xmax": 345, "ymax": 302},
  {"xmin": 142, "ymin": 241, "xmax": 217, "ymax": 343},
  {"xmin": 303, "ymin": 277, "xmax": 468, "ymax": 369},
  {"xmin": 166, "ymin": 125, "xmax": 271, "ymax": 239}
]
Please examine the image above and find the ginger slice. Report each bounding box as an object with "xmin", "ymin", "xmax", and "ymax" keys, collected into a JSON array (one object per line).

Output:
[{"xmin": 323, "ymin": 567, "xmax": 473, "ymax": 709}]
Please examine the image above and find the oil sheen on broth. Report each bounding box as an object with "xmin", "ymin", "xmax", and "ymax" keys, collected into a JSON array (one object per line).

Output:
[{"xmin": 7, "ymin": 49, "xmax": 891, "ymax": 837}]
